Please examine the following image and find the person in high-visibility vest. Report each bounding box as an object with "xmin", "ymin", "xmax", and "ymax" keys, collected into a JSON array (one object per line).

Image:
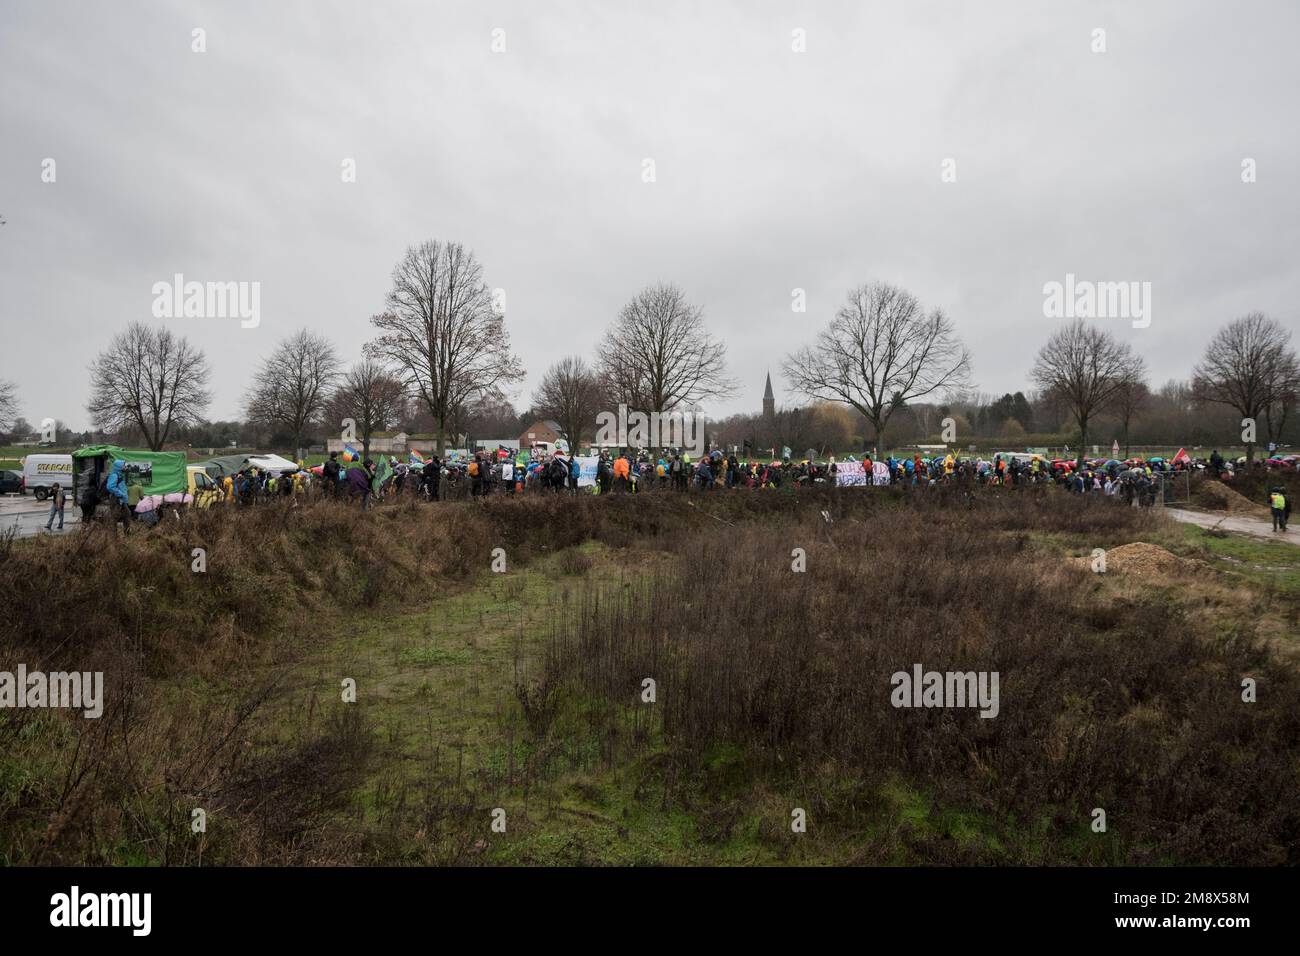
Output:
[{"xmin": 1270, "ymin": 488, "xmax": 1289, "ymax": 532}]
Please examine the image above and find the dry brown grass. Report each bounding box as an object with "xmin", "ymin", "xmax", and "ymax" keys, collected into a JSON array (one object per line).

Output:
[
  {"xmin": 543, "ymin": 496, "xmax": 1300, "ymax": 864},
  {"xmin": 2, "ymin": 486, "xmax": 1295, "ymax": 865}
]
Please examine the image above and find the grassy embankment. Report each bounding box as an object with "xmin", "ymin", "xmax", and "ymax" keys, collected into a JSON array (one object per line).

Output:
[{"xmin": 2, "ymin": 487, "xmax": 1297, "ymax": 865}]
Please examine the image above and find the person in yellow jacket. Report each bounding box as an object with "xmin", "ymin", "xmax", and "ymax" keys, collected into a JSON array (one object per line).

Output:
[{"xmin": 1270, "ymin": 488, "xmax": 1289, "ymax": 532}]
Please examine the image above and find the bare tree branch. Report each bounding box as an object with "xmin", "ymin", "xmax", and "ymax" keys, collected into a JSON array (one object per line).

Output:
[
  {"xmin": 1030, "ymin": 319, "xmax": 1143, "ymax": 467},
  {"xmin": 1112, "ymin": 368, "xmax": 1150, "ymax": 459},
  {"xmin": 1192, "ymin": 312, "xmax": 1299, "ymax": 462},
  {"xmin": 0, "ymin": 380, "xmax": 18, "ymax": 434},
  {"xmin": 366, "ymin": 240, "xmax": 524, "ymax": 455},
  {"xmin": 596, "ymin": 283, "xmax": 732, "ymax": 414},
  {"xmin": 532, "ymin": 356, "xmax": 607, "ymax": 454},
  {"xmin": 86, "ymin": 322, "xmax": 211, "ymax": 450},
  {"xmin": 782, "ymin": 281, "xmax": 971, "ymax": 453},
  {"xmin": 325, "ymin": 359, "xmax": 407, "ymax": 461},
  {"xmin": 243, "ymin": 329, "xmax": 340, "ymax": 457}
]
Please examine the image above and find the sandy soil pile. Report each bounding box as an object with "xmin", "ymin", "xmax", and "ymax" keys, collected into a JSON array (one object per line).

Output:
[
  {"xmin": 1072, "ymin": 542, "xmax": 1207, "ymax": 578},
  {"xmin": 1196, "ymin": 480, "xmax": 1269, "ymax": 516}
]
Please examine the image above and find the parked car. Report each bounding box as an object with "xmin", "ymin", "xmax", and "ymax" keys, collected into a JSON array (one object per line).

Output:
[{"xmin": 0, "ymin": 470, "xmax": 23, "ymax": 495}]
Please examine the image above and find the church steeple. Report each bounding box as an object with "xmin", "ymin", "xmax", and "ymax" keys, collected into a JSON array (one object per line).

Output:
[{"xmin": 763, "ymin": 371, "xmax": 775, "ymax": 419}]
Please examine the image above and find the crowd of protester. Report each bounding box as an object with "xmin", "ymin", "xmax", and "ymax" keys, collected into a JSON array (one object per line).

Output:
[
  {"xmin": 218, "ymin": 445, "xmax": 1222, "ymax": 509},
  {"xmin": 74, "ymin": 439, "xmax": 1295, "ymax": 537}
]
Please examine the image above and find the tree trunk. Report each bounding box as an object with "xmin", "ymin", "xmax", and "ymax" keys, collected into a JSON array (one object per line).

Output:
[
  {"xmin": 1243, "ymin": 409, "xmax": 1254, "ymax": 465},
  {"xmin": 1267, "ymin": 404, "xmax": 1288, "ymax": 454},
  {"xmin": 867, "ymin": 415, "xmax": 884, "ymax": 460}
]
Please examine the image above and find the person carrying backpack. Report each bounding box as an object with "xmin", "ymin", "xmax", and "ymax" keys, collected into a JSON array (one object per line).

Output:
[
  {"xmin": 548, "ymin": 456, "xmax": 567, "ymax": 492},
  {"xmin": 596, "ymin": 453, "xmax": 612, "ymax": 495},
  {"xmin": 694, "ymin": 456, "xmax": 714, "ymax": 490},
  {"xmin": 323, "ymin": 452, "xmax": 341, "ymax": 496},
  {"xmin": 670, "ymin": 453, "xmax": 686, "ymax": 492},
  {"xmin": 468, "ymin": 455, "xmax": 482, "ymax": 496}
]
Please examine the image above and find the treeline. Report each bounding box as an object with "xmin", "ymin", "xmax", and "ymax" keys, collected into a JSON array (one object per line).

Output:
[
  {"xmin": 2, "ymin": 243, "xmax": 1295, "ymax": 463},
  {"xmin": 705, "ymin": 386, "xmax": 1293, "ymax": 460},
  {"xmin": 4, "ymin": 382, "xmax": 1283, "ymax": 460}
]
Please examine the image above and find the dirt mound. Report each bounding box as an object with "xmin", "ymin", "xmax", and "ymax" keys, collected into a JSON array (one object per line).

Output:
[
  {"xmin": 1195, "ymin": 480, "xmax": 1269, "ymax": 516},
  {"xmin": 1072, "ymin": 542, "xmax": 1205, "ymax": 578}
]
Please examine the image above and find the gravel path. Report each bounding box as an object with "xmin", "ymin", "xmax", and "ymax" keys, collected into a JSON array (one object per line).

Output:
[{"xmin": 1166, "ymin": 506, "xmax": 1296, "ymax": 545}]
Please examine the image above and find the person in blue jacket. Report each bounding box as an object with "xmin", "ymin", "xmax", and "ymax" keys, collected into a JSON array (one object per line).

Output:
[{"xmin": 105, "ymin": 460, "xmax": 128, "ymax": 503}]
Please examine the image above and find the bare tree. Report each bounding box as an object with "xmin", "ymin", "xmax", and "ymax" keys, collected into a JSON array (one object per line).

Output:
[
  {"xmin": 464, "ymin": 391, "xmax": 523, "ymax": 441},
  {"xmin": 244, "ymin": 329, "xmax": 340, "ymax": 458},
  {"xmin": 86, "ymin": 322, "xmax": 212, "ymax": 450},
  {"xmin": 0, "ymin": 379, "xmax": 18, "ymax": 434},
  {"xmin": 326, "ymin": 359, "xmax": 407, "ymax": 462},
  {"xmin": 532, "ymin": 356, "xmax": 607, "ymax": 454},
  {"xmin": 783, "ymin": 282, "xmax": 971, "ymax": 454},
  {"xmin": 596, "ymin": 284, "xmax": 732, "ymax": 415},
  {"xmin": 367, "ymin": 240, "xmax": 523, "ymax": 454},
  {"xmin": 1259, "ymin": 342, "xmax": 1300, "ymax": 451},
  {"xmin": 1192, "ymin": 313, "xmax": 1299, "ymax": 462},
  {"xmin": 1263, "ymin": 373, "xmax": 1299, "ymax": 450},
  {"xmin": 1111, "ymin": 363, "xmax": 1150, "ymax": 458},
  {"xmin": 1031, "ymin": 320, "xmax": 1143, "ymax": 467}
]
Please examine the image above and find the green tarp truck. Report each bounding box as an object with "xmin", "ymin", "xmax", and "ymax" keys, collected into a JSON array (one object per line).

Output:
[{"xmin": 71, "ymin": 445, "xmax": 189, "ymax": 517}]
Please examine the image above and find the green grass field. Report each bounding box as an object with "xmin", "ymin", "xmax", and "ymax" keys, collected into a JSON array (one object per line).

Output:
[
  {"xmin": 222, "ymin": 541, "xmax": 1102, "ymax": 865},
  {"xmin": 1166, "ymin": 522, "xmax": 1300, "ymax": 599}
]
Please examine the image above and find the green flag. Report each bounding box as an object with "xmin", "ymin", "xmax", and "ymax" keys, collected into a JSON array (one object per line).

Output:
[{"xmin": 371, "ymin": 457, "xmax": 393, "ymax": 493}]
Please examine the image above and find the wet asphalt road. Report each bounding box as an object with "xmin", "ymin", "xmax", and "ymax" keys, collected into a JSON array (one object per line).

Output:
[{"xmin": 0, "ymin": 494, "xmax": 81, "ymax": 538}]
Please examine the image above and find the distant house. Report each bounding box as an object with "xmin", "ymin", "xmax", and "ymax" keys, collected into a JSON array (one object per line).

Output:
[
  {"xmin": 404, "ymin": 433, "xmax": 455, "ymax": 457},
  {"xmin": 518, "ymin": 420, "xmax": 565, "ymax": 452},
  {"xmin": 325, "ymin": 430, "xmax": 465, "ymax": 456},
  {"xmin": 326, "ymin": 431, "xmax": 406, "ymax": 455}
]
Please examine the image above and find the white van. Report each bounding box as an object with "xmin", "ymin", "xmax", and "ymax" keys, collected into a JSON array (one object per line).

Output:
[{"xmin": 22, "ymin": 454, "xmax": 74, "ymax": 500}]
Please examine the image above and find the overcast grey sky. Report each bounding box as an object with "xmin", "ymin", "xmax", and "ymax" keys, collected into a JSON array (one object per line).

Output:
[{"xmin": 2, "ymin": 0, "xmax": 1297, "ymax": 431}]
